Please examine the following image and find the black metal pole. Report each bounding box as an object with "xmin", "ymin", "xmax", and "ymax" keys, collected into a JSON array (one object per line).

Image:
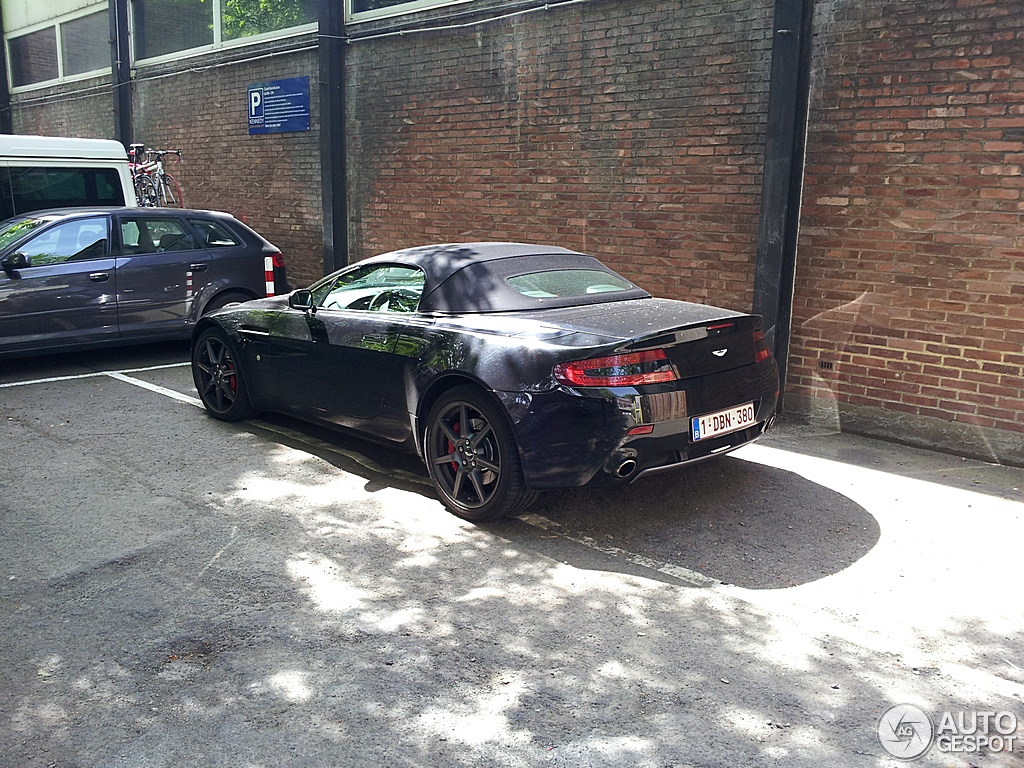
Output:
[
  {"xmin": 0, "ymin": 3, "xmax": 13, "ymax": 134},
  {"xmin": 109, "ymin": 0, "xmax": 132, "ymax": 146},
  {"xmin": 318, "ymin": 0, "xmax": 347, "ymax": 275},
  {"xmin": 752, "ymin": 0, "xmax": 815, "ymax": 408}
]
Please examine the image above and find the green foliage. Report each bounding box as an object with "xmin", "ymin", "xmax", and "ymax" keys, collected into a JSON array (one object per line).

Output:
[{"xmin": 221, "ymin": 0, "xmax": 316, "ymax": 40}]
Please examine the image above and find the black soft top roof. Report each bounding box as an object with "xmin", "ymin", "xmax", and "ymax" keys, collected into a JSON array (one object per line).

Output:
[{"xmin": 357, "ymin": 242, "xmax": 651, "ymax": 313}]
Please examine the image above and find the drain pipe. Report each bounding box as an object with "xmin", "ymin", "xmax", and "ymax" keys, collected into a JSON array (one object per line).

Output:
[
  {"xmin": 319, "ymin": 0, "xmax": 347, "ymax": 275},
  {"xmin": 109, "ymin": 0, "xmax": 132, "ymax": 146},
  {"xmin": 0, "ymin": 3, "xmax": 11, "ymax": 134},
  {"xmin": 752, "ymin": 0, "xmax": 815, "ymax": 410}
]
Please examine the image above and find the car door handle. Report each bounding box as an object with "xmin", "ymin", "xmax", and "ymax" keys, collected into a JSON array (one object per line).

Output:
[
  {"xmin": 361, "ymin": 334, "xmax": 388, "ymax": 345},
  {"xmin": 189, "ymin": 263, "xmax": 209, "ymax": 272},
  {"xmin": 89, "ymin": 272, "xmax": 110, "ymax": 282}
]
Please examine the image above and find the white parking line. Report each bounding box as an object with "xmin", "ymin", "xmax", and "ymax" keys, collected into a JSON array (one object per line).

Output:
[
  {"xmin": 105, "ymin": 371, "xmax": 203, "ymax": 408},
  {"xmin": 517, "ymin": 513, "xmax": 719, "ymax": 588},
  {"xmin": 0, "ymin": 362, "xmax": 190, "ymax": 389}
]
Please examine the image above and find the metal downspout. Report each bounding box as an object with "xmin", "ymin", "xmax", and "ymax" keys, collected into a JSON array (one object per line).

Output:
[
  {"xmin": 0, "ymin": 2, "xmax": 12, "ymax": 134},
  {"xmin": 109, "ymin": 0, "xmax": 132, "ymax": 146},
  {"xmin": 319, "ymin": 0, "xmax": 347, "ymax": 275},
  {"xmin": 752, "ymin": 0, "xmax": 815, "ymax": 409}
]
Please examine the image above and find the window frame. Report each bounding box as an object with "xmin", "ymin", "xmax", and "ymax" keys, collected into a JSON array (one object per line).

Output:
[
  {"xmin": 4, "ymin": 4, "xmax": 109, "ymax": 93},
  {"xmin": 130, "ymin": 0, "xmax": 318, "ymax": 67},
  {"xmin": 345, "ymin": 0, "xmax": 476, "ymax": 25}
]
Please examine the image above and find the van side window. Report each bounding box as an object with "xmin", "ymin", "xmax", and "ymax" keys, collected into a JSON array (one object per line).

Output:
[{"xmin": 0, "ymin": 167, "xmax": 125, "ymax": 218}]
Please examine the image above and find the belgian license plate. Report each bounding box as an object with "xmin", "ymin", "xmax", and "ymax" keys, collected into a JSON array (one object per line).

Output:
[{"xmin": 691, "ymin": 402, "xmax": 755, "ymax": 441}]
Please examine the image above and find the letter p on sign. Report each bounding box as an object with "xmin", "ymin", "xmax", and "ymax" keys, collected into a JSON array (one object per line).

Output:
[
  {"xmin": 248, "ymin": 87, "xmax": 264, "ymax": 126},
  {"xmin": 249, "ymin": 88, "xmax": 263, "ymax": 116}
]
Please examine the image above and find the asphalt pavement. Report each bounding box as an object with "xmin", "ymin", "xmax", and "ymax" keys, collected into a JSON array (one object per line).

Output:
[{"xmin": 1, "ymin": 342, "xmax": 1022, "ymax": 767}]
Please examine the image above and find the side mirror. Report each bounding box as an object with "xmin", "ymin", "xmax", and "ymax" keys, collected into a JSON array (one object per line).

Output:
[
  {"xmin": 1, "ymin": 252, "xmax": 30, "ymax": 273},
  {"xmin": 289, "ymin": 289, "xmax": 315, "ymax": 313}
]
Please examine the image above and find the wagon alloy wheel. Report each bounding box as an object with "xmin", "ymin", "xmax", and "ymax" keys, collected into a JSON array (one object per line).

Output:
[
  {"xmin": 425, "ymin": 386, "xmax": 537, "ymax": 521},
  {"xmin": 192, "ymin": 328, "xmax": 254, "ymax": 421}
]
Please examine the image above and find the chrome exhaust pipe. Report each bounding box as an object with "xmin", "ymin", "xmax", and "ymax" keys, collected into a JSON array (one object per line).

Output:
[{"xmin": 615, "ymin": 458, "xmax": 638, "ymax": 478}]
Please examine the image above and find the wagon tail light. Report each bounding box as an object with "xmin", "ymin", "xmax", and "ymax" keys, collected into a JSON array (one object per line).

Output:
[
  {"xmin": 265, "ymin": 252, "xmax": 285, "ymax": 297},
  {"xmin": 753, "ymin": 329, "xmax": 771, "ymax": 363},
  {"xmin": 553, "ymin": 350, "xmax": 679, "ymax": 387}
]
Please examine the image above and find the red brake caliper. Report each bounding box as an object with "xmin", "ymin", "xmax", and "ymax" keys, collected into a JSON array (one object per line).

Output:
[{"xmin": 449, "ymin": 420, "xmax": 460, "ymax": 471}]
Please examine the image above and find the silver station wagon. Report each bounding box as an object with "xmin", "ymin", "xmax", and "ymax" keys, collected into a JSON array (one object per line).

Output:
[{"xmin": 0, "ymin": 207, "xmax": 288, "ymax": 357}]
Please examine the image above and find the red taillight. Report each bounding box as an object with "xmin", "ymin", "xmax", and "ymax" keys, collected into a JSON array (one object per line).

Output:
[
  {"xmin": 626, "ymin": 424, "xmax": 654, "ymax": 436},
  {"xmin": 553, "ymin": 349, "xmax": 678, "ymax": 387},
  {"xmin": 271, "ymin": 252, "xmax": 285, "ymax": 268},
  {"xmin": 753, "ymin": 329, "xmax": 771, "ymax": 363}
]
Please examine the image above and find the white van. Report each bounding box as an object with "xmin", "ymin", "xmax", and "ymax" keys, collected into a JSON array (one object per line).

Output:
[{"xmin": 0, "ymin": 135, "xmax": 137, "ymax": 221}]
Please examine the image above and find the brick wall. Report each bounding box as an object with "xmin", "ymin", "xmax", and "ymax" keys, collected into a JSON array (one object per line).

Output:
[
  {"xmin": 133, "ymin": 43, "xmax": 323, "ymax": 287},
  {"xmin": 11, "ymin": 75, "xmax": 113, "ymax": 138},
  {"xmin": 791, "ymin": 0, "xmax": 1024, "ymax": 461},
  {"xmin": 345, "ymin": 0, "xmax": 774, "ymax": 310}
]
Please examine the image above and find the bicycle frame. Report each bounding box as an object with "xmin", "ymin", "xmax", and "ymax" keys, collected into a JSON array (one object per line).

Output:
[{"xmin": 129, "ymin": 145, "xmax": 184, "ymax": 208}]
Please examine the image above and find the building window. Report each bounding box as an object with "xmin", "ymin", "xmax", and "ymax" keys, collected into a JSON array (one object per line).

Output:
[
  {"xmin": 346, "ymin": 0, "xmax": 476, "ymax": 24},
  {"xmin": 7, "ymin": 27, "xmax": 59, "ymax": 88},
  {"xmin": 133, "ymin": 0, "xmax": 214, "ymax": 59},
  {"xmin": 132, "ymin": 0, "xmax": 318, "ymax": 62},
  {"xmin": 5, "ymin": 5, "xmax": 110, "ymax": 90},
  {"xmin": 61, "ymin": 11, "xmax": 110, "ymax": 76}
]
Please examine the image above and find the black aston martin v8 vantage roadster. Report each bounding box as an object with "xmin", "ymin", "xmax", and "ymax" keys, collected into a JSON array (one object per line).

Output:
[{"xmin": 191, "ymin": 242, "xmax": 779, "ymax": 521}]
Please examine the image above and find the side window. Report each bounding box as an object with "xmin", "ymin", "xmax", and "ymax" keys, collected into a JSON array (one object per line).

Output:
[
  {"xmin": 120, "ymin": 218, "xmax": 197, "ymax": 255},
  {"xmin": 15, "ymin": 217, "xmax": 109, "ymax": 266},
  {"xmin": 6, "ymin": 167, "xmax": 125, "ymax": 212},
  {"xmin": 318, "ymin": 265, "xmax": 425, "ymax": 313},
  {"xmin": 188, "ymin": 219, "xmax": 241, "ymax": 248}
]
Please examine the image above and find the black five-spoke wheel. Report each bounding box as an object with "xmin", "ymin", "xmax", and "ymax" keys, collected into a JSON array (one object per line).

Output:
[
  {"xmin": 192, "ymin": 327, "xmax": 254, "ymax": 421},
  {"xmin": 424, "ymin": 386, "xmax": 536, "ymax": 521}
]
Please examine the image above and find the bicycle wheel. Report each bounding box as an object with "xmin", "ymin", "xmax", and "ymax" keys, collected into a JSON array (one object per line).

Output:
[
  {"xmin": 134, "ymin": 174, "xmax": 158, "ymax": 207},
  {"xmin": 159, "ymin": 174, "xmax": 184, "ymax": 207}
]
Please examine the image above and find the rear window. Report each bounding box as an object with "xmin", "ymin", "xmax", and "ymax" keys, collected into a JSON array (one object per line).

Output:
[
  {"xmin": 507, "ymin": 269, "xmax": 634, "ymax": 299},
  {"xmin": 190, "ymin": 219, "xmax": 241, "ymax": 247},
  {"xmin": 419, "ymin": 252, "xmax": 650, "ymax": 313}
]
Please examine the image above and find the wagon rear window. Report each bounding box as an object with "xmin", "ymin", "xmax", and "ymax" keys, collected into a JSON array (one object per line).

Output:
[{"xmin": 507, "ymin": 270, "xmax": 633, "ymax": 299}]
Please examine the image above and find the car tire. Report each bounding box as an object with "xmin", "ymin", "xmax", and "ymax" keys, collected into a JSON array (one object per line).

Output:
[
  {"xmin": 424, "ymin": 386, "xmax": 537, "ymax": 521},
  {"xmin": 192, "ymin": 327, "xmax": 255, "ymax": 422},
  {"xmin": 203, "ymin": 291, "xmax": 250, "ymax": 315}
]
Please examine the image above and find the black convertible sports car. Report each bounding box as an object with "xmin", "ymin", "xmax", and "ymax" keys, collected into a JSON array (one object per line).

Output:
[{"xmin": 191, "ymin": 243, "xmax": 779, "ymax": 520}]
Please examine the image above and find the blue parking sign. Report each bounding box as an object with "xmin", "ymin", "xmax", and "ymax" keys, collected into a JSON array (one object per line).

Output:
[{"xmin": 247, "ymin": 77, "xmax": 310, "ymax": 135}]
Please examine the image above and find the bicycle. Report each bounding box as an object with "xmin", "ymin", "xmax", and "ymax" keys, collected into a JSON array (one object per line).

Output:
[{"xmin": 129, "ymin": 144, "xmax": 185, "ymax": 208}]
